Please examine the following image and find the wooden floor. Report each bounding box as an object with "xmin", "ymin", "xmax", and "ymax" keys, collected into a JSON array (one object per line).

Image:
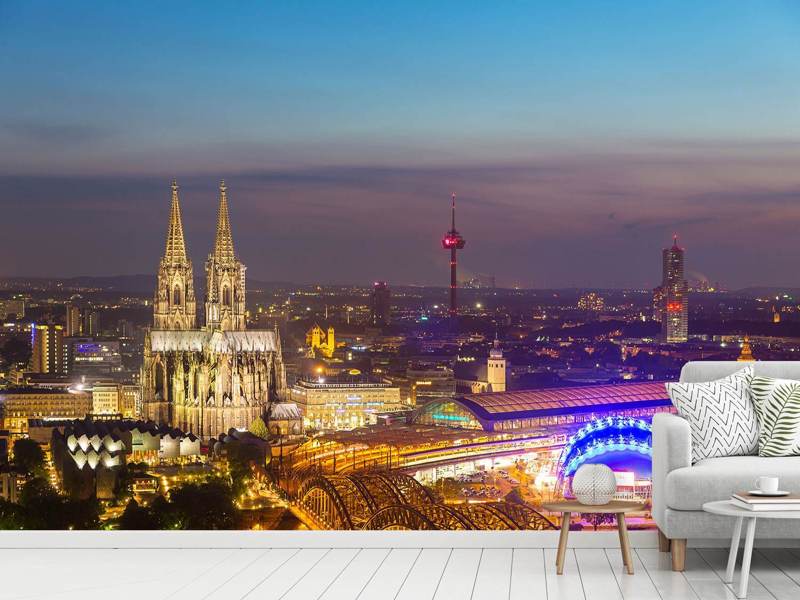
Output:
[{"xmin": 3, "ymin": 547, "xmax": 800, "ymax": 599}]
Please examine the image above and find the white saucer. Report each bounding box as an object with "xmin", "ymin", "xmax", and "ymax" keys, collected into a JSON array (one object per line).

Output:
[{"xmin": 748, "ymin": 490, "xmax": 790, "ymax": 497}]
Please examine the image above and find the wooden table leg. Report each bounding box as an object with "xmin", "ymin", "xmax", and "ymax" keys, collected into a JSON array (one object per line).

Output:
[
  {"xmin": 725, "ymin": 516, "xmax": 743, "ymax": 584},
  {"xmin": 556, "ymin": 511, "xmax": 571, "ymax": 575},
  {"xmin": 616, "ymin": 513, "xmax": 633, "ymax": 575},
  {"xmin": 737, "ymin": 517, "xmax": 757, "ymax": 599}
]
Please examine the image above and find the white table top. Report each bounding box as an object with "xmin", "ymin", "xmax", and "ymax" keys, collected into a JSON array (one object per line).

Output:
[{"xmin": 703, "ymin": 500, "xmax": 800, "ymax": 519}]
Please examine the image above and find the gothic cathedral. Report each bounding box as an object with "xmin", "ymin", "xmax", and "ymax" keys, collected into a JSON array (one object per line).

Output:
[{"xmin": 142, "ymin": 181, "xmax": 286, "ymax": 438}]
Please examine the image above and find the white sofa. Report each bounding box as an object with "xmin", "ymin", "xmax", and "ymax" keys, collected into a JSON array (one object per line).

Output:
[{"xmin": 652, "ymin": 361, "xmax": 800, "ymax": 571}]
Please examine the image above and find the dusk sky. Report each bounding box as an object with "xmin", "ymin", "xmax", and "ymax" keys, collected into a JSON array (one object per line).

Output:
[{"xmin": 2, "ymin": 2, "xmax": 800, "ymax": 288}]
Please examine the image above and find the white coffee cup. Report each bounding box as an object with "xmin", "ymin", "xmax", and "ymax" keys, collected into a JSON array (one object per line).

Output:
[{"xmin": 755, "ymin": 476, "xmax": 780, "ymax": 494}]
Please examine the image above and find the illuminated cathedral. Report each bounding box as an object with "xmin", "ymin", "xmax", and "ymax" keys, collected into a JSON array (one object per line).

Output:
[{"xmin": 142, "ymin": 181, "xmax": 286, "ymax": 438}]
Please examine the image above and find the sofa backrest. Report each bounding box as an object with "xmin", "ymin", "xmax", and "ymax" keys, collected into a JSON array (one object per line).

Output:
[{"xmin": 679, "ymin": 361, "xmax": 800, "ymax": 383}]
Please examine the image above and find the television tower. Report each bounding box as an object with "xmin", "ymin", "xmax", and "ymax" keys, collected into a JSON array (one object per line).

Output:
[{"xmin": 441, "ymin": 193, "xmax": 466, "ymax": 317}]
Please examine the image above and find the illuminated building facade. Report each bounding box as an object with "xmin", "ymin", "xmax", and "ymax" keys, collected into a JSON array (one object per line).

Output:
[
  {"xmin": 64, "ymin": 337, "xmax": 122, "ymax": 377},
  {"xmin": 0, "ymin": 387, "xmax": 93, "ymax": 436},
  {"xmin": 0, "ymin": 298, "xmax": 25, "ymax": 320},
  {"xmin": 291, "ymin": 375, "xmax": 403, "ymax": 430},
  {"xmin": 142, "ymin": 181, "xmax": 287, "ymax": 439},
  {"xmin": 65, "ymin": 302, "xmax": 82, "ymax": 336},
  {"xmin": 370, "ymin": 281, "xmax": 391, "ymax": 326},
  {"xmin": 306, "ymin": 324, "xmax": 336, "ymax": 358},
  {"xmin": 656, "ymin": 236, "xmax": 688, "ymax": 342},
  {"xmin": 414, "ymin": 382, "xmax": 673, "ymax": 432},
  {"xmin": 31, "ymin": 324, "xmax": 66, "ymax": 374}
]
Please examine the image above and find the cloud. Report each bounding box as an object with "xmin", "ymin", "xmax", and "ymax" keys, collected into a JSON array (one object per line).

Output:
[{"xmin": 2, "ymin": 120, "xmax": 113, "ymax": 145}]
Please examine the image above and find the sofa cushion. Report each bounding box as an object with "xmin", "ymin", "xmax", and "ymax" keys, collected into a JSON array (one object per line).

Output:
[
  {"xmin": 666, "ymin": 366, "xmax": 759, "ymax": 462},
  {"xmin": 750, "ymin": 376, "xmax": 800, "ymax": 456},
  {"xmin": 664, "ymin": 455, "xmax": 800, "ymax": 511}
]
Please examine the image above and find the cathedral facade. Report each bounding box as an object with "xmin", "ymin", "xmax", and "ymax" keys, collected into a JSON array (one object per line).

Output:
[{"xmin": 142, "ymin": 181, "xmax": 286, "ymax": 439}]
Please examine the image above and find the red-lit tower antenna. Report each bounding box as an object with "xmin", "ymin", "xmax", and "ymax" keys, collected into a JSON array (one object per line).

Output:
[{"xmin": 441, "ymin": 193, "xmax": 466, "ymax": 317}]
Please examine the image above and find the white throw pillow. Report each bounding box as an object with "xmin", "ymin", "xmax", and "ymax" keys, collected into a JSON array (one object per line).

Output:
[{"xmin": 666, "ymin": 366, "xmax": 758, "ymax": 463}]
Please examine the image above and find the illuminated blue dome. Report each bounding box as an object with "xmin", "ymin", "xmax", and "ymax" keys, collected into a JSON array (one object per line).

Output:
[{"xmin": 557, "ymin": 416, "xmax": 652, "ymax": 479}]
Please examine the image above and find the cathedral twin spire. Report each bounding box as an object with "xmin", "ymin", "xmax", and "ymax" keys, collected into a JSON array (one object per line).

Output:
[{"xmin": 155, "ymin": 180, "xmax": 246, "ymax": 331}]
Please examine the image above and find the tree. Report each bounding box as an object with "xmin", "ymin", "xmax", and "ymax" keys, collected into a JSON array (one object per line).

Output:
[
  {"xmin": 12, "ymin": 439, "xmax": 45, "ymax": 477},
  {"xmin": 0, "ymin": 337, "xmax": 31, "ymax": 368},
  {"xmin": 119, "ymin": 499, "xmax": 160, "ymax": 530},
  {"xmin": 249, "ymin": 417, "xmax": 269, "ymax": 440},
  {"xmin": 166, "ymin": 480, "xmax": 239, "ymax": 530}
]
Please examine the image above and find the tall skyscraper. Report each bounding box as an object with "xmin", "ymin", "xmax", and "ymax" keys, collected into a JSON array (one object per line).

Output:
[
  {"xmin": 31, "ymin": 324, "xmax": 66, "ymax": 374},
  {"xmin": 441, "ymin": 193, "xmax": 466, "ymax": 317},
  {"xmin": 65, "ymin": 302, "xmax": 82, "ymax": 336},
  {"xmin": 370, "ymin": 281, "xmax": 391, "ymax": 327},
  {"xmin": 657, "ymin": 236, "xmax": 688, "ymax": 343}
]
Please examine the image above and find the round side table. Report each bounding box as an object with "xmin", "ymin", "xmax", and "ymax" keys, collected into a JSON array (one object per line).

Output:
[
  {"xmin": 704, "ymin": 500, "xmax": 800, "ymax": 599},
  {"xmin": 541, "ymin": 500, "xmax": 647, "ymax": 575}
]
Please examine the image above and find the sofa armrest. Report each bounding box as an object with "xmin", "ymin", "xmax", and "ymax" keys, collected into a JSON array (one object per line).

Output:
[{"xmin": 652, "ymin": 412, "xmax": 691, "ymax": 533}]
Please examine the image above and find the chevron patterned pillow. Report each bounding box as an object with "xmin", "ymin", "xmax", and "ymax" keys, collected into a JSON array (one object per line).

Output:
[{"xmin": 666, "ymin": 366, "xmax": 758, "ymax": 463}]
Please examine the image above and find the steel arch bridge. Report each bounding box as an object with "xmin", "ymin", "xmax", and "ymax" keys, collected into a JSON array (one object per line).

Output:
[
  {"xmin": 293, "ymin": 471, "xmax": 556, "ymax": 531},
  {"xmin": 556, "ymin": 416, "xmax": 652, "ymax": 487}
]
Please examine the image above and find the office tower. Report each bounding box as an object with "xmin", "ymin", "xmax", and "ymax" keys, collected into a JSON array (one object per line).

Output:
[
  {"xmin": 31, "ymin": 324, "xmax": 66, "ymax": 374},
  {"xmin": 658, "ymin": 236, "xmax": 688, "ymax": 343},
  {"xmin": 65, "ymin": 302, "xmax": 82, "ymax": 336},
  {"xmin": 441, "ymin": 193, "xmax": 466, "ymax": 317},
  {"xmin": 370, "ymin": 281, "xmax": 391, "ymax": 327},
  {"xmin": 83, "ymin": 310, "xmax": 101, "ymax": 336}
]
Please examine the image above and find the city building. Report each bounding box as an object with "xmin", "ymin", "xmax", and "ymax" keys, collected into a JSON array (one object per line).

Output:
[
  {"xmin": 83, "ymin": 310, "xmax": 101, "ymax": 336},
  {"xmin": 0, "ymin": 387, "xmax": 93, "ymax": 436},
  {"xmin": 142, "ymin": 181, "xmax": 287, "ymax": 438},
  {"xmin": 306, "ymin": 324, "xmax": 336, "ymax": 358},
  {"xmin": 65, "ymin": 302, "xmax": 82, "ymax": 336},
  {"xmin": 487, "ymin": 338, "xmax": 507, "ymax": 393},
  {"xmin": 90, "ymin": 382, "xmax": 140, "ymax": 416},
  {"xmin": 0, "ymin": 298, "xmax": 25, "ymax": 320},
  {"xmin": 455, "ymin": 340, "xmax": 507, "ymax": 394},
  {"xmin": 30, "ymin": 324, "xmax": 66, "ymax": 374},
  {"xmin": 393, "ymin": 363, "xmax": 455, "ymax": 406},
  {"xmin": 655, "ymin": 236, "xmax": 688, "ymax": 342},
  {"xmin": 578, "ymin": 292, "xmax": 605, "ymax": 317},
  {"xmin": 370, "ymin": 281, "xmax": 391, "ymax": 326},
  {"xmin": 290, "ymin": 374, "xmax": 403, "ymax": 430},
  {"xmin": 414, "ymin": 381, "xmax": 673, "ymax": 432},
  {"xmin": 49, "ymin": 418, "xmax": 201, "ymax": 499},
  {"xmin": 64, "ymin": 337, "xmax": 122, "ymax": 378}
]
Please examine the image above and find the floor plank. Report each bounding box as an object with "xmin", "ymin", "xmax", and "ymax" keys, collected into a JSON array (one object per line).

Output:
[
  {"xmin": 281, "ymin": 548, "xmax": 359, "ymax": 600},
  {"xmin": 680, "ymin": 549, "xmax": 739, "ymax": 600},
  {"xmin": 395, "ymin": 548, "xmax": 451, "ymax": 600},
  {"xmin": 748, "ymin": 550, "xmax": 800, "ymax": 600},
  {"xmin": 575, "ymin": 548, "xmax": 623, "ymax": 600},
  {"xmin": 697, "ymin": 548, "xmax": 774, "ymax": 600},
  {"xmin": 319, "ymin": 548, "xmax": 390, "ymax": 600},
  {"xmin": 200, "ymin": 548, "xmax": 300, "ymax": 598},
  {"xmin": 164, "ymin": 548, "xmax": 263, "ymax": 598},
  {"xmin": 357, "ymin": 548, "xmax": 421, "ymax": 600},
  {"xmin": 244, "ymin": 548, "xmax": 330, "ymax": 600},
  {"xmin": 509, "ymin": 549, "xmax": 547, "ymax": 600},
  {"xmin": 605, "ymin": 548, "xmax": 661, "ymax": 600},
  {"xmin": 635, "ymin": 549, "xmax": 700, "ymax": 600},
  {"xmin": 759, "ymin": 548, "xmax": 800, "ymax": 587},
  {"xmin": 432, "ymin": 548, "xmax": 482, "ymax": 600},
  {"xmin": 544, "ymin": 548, "xmax": 586, "ymax": 600},
  {"xmin": 472, "ymin": 548, "xmax": 513, "ymax": 600}
]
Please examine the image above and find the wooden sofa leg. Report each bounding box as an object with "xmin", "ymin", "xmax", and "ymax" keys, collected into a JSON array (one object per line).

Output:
[
  {"xmin": 671, "ymin": 539, "xmax": 686, "ymax": 571},
  {"xmin": 657, "ymin": 528, "xmax": 671, "ymax": 552}
]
